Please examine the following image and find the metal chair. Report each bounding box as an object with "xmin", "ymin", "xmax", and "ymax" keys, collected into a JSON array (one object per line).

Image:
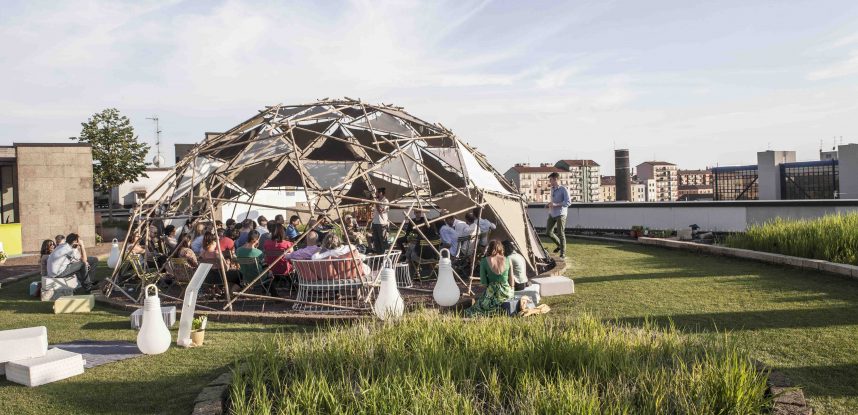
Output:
[
  {"xmin": 233, "ymin": 256, "xmax": 276, "ymax": 296},
  {"xmin": 292, "ymin": 251, "xmax": 400, "ymax": 313}
]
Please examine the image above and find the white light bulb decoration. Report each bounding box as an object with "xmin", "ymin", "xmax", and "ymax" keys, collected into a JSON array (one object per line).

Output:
[
  {"xmin": 137, "ymin": 284, "xmax": 171, "ymax": 355},
  {"xmin": 106, "ymin": 238, "xmax": 120, "ymax": 269},
  {"xmin": 433, "ymin": 248, "xmax": 460, "ymax": 307},
  {"xmin": 373, "ymin": 265, "xmax": 404, "ymax": 321}
]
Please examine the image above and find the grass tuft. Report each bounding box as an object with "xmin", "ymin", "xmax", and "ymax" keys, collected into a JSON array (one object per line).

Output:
[
  {"xmin": 229, "ymin": 312, "xmax": 770, "ymax": 414},
  {"xmin": 724, "ymin": 213, "xmax": 858, "ymax": 265}
]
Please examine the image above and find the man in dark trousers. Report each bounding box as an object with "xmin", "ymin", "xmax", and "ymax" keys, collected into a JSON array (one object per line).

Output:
[
  {"xmin": 546, "ymin": 172, "xmax": 571, "ymax": 257},
  {"xmin": 371, "ymin": 188, "xmax": 390, "ymax": 253}
]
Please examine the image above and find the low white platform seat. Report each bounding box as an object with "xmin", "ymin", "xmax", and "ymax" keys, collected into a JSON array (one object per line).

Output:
[
  {"xmin": 5, "ymin": 348, "xmax": 85, "ymax": 387},
  {"xmin": 514, "ymin": 284, "xmax": 541, "ymax": 304},
  {"xmin": 0, "ymin": 326, "xmax": 48, "ymax": 366},
  {"xmin": 292, "ymin": 251, "xmax": 399, "ymax": 313},
  {"xmin": 531, "ymin": 276, "xmax": 575, "ymax": 297}
]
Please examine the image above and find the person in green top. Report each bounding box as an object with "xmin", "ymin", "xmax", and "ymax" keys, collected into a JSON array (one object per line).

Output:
[
  {"xmin": 465, "ymin": 240, "xmax": 514, "ymax": 317},
  {"xmin": 235, "ymin": 230, "xmax": 265, "ymax": 284}
]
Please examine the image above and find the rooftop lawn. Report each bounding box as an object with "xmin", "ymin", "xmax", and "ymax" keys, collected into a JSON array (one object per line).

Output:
[{"xmin": 0, "ymin": 238, "xmax": 856, "ymax": 413}]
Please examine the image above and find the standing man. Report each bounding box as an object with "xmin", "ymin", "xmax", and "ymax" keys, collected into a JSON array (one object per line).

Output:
[
  {"xmin": 371, "ymin": 188, "xmax": 389, "ymax": 254},
  {"xmin": 546, "ymin": 172, "xmax": 571, "ymax": 257}
]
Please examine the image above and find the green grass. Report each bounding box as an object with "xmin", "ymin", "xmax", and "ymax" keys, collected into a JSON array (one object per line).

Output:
[
  {"xmin": 0, "ymin": 266, "xmax": 288, "ymax": 415},
  {"xmin": 559, "ymin": 238, "xmax": 858, "ymax": 414},
  {"xmin": 2, "ymin": 238, "xmax": 858, "ymax": 413},
  {"xmin": 724, "ymin": 213, "xmax": 858, "ymax": 265},
  {"xmin": 230, "ymin": 313, "xmax": 769, "ymax": 414}
]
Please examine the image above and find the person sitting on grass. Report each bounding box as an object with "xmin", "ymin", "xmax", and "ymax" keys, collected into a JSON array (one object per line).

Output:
[
  {"xmin": 39, "ymin": 239, "xmax": 56, "ymax": 277},
  {"xmin": 285, "ymin": 215, "xmax": 301, "ymax": 241},
  {"xmin": 503, "ymin": 240, "xmax": 529, "ymax": 291},
  {"xmin": 465, "ymin": 239, "xmax": 514, "ymax": 317},
  {"xmin": 263, "ymin": 224, "xmax": 294, "ymax": 275},
  {"xmin": 47, "ymin": 233, "xmax": 98, "ymax": 291}
]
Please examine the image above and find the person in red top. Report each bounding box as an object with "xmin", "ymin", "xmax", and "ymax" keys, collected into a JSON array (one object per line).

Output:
[
  {"xmin": 263, "ymin": 224, "xmax": 294, "ymax": 275},
  {"xmin": 217, "ymin": 228, "xmax": 235, "ymax": 253}
]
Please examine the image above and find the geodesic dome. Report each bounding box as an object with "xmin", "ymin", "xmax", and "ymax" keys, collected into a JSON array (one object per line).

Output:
[{"xmin": 127, "ymin": 98, "xmax": 549, "ymax": 276}]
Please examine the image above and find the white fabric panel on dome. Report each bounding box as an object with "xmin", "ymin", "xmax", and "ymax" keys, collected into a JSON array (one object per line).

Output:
[
  {"xmin": 171, "ymin": 157, "xmax": 223, "ymax": 203},
  {"xmin": 424, "ymin": 146, "xmax": 464, "ymax": 172},
  {"xmin": 353, "ymin": 111, "xmax": 415, "ymax": 137},
  {"xmin": 233, "ymin": 136, "xmax": 292, "ymax": 166},
  {"xmin": 375, "ymin": 144, "xmax": 423, "ymax": 185},
  {"xmin": 305, "ymin": 162, "xmax": 355, "ymax": 189},
  {"xmin": 457, "ymin": 143, "xmax": 511, "ymax": 195}
]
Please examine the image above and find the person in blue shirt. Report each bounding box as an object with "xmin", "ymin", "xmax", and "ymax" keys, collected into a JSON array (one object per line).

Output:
[
  {"xmin": 285, "ymin": 215, "xmax": 301, "ymax": 241},
  {"xmin": 546, "ymin": 172, "xmax": 571, "ymax": 257}
]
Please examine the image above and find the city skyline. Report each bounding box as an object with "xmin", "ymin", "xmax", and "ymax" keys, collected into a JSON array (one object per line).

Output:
[{"xmin": 1, "ymin": 0, "xmax": 857, "ymax": 173}]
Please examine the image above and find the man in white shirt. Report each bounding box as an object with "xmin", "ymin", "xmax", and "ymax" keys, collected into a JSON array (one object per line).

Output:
[
  {"xmin": 371, "ymin": 188, "xmax": 390, "ymax": 254},
  {"xmin": 47, "ymin": 233, "xmax": 97, "ymax": 290},
  {"xmin": 473, "ymin": 207, "xmax": 496, "ymax": 245},
  {"xmin": 440, "ymin": 212, "xmax": 467, "ymax": 256}
]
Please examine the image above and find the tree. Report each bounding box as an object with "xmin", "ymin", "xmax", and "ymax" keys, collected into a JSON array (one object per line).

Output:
[{"xmin": 74, "ymin": 108, "xmax": 150, "ymax": 221}]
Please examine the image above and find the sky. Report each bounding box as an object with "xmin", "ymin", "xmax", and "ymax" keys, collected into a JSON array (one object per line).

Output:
[{"xmin": 1, "ymin": 0, "xmax": 857, "ymax": 173}]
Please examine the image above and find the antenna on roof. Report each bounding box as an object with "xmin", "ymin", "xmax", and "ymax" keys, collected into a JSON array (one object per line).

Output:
[{"xmin": 146, "ymin": 115, "xmax": 163, "ymax": 167}]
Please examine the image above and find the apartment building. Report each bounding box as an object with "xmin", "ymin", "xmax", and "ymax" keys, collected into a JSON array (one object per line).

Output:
[
  {"xmin": 635, "ymin": 161, "xmax": 679, "ymax": 201},
  {"xmin": 678, "ymin": 169, "xmax": 712, "ymax": 186},
  {"xmin": 504, "ymin": 163, "xmax": 571, "ymax": 203},
  {"xmin": 600, "ymin": 176, "xmax": 616, "ymax": 202},
  {"xmin": 554, "ymin": 160, "xmax": 601, "ymax": 202}
]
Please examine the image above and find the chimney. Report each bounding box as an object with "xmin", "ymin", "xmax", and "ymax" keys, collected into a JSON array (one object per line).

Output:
[{"xmin": 615, "ymin": 149, "xmax": 631, "ymax": 201}]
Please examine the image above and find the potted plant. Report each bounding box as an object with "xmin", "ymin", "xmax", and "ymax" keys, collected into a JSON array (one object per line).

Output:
[
  {"xmin": 191, "ymin": 315, "xmax": 207, "ymax": 347},
  {"xmin": 0, "ymin": 250, "xmax": 7, "ymax": 265},
  {"xmin": 630, "ymin": 225, "xmax": 644, "ymax": 239}
]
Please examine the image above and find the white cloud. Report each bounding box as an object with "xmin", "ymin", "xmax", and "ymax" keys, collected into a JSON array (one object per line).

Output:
[{"xmin": 807, "ymin": 52, "xmax": 858, "ymax": 80}]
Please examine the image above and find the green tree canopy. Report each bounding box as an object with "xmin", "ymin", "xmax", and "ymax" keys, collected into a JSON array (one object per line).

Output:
[{"xmin": 74, "ymin": 108, "xmax": 150, "ymax": 192}]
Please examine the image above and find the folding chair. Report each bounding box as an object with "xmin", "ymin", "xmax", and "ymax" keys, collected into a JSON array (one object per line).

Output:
[
  {"xmin": 165, "ymin": 257, "xmax": 195, "ymax": 296},
  {"xmin": 264, "ymin": 248, "xmax": 296, "ymax": 295},
  {"xmin": 234, "ymin": 256, "xmax": 277, "ymax": 297},
  {"xmin": 129, "ymin": 254, "xmax": 163, "ymax": 302}
]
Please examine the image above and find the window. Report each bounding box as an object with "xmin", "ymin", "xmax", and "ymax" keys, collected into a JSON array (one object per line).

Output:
[
  {"xmin": 780, "ymin": 160, "xmax": 838, "ymax": 200},
  {"xmin": 712, "ymin": 165, "xmax": 758, "ymax": 200},
  {"xmin": 0, "ymin": 164, "xmax": 17, "ymax": 223}
]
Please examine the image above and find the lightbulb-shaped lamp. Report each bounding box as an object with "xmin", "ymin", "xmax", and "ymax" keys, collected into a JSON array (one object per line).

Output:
[
  {"xmin": 137, "ymin": 284, "xmax": 171, "ymax": 355},
  {"xmin": 433, "ymin": 248, "xmax": 460, "ymax": 307},
  {"xmin": 106, "ymin": 238, "xmax": 120, "ymax": 269},
  {"xmin": 373, "ymin": 266, "xmax": 404, "ymax": 320}
]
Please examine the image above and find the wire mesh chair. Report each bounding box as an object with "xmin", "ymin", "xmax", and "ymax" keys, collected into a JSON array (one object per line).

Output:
[{"xmin": 291, "ymin": 251, "xmax": 400, "ymax": 313}]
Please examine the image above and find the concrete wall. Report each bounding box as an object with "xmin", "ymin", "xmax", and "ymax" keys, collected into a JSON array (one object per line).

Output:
[
  {"xmin": 16, "ymin": 144, "xmax": 95, "ymax": 251},
  {"xmin": 756, "ymin": 150, "xmax": 795, "ymax": 200},
  {"xmin": 527, "ymin": 200, "xmax": 858, "ymax": 233},
  {"xmin": 839, "ymin": 144, "xmax": 858, "ymax": 199}
]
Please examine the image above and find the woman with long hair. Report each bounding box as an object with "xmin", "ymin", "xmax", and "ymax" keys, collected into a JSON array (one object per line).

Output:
[
  {"xmin": 39, "ymin": 239, "xmax": 56, "ymax": 277},
  {"xmin": 465, "ymin": 239, "xmax": 514, "ymax": 317},
  {"xmin": 263, "ymin": 224, "xmax": 294, "ymax": 275}
]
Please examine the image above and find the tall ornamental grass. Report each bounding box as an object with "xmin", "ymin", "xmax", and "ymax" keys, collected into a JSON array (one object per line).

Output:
[
  {"xmin": 725, "ymin": 213, "xmax": 858, "ymax": 265},
  {"xmin": 228, "ymin": 313, "xmax": 770, "ymax": 414}
]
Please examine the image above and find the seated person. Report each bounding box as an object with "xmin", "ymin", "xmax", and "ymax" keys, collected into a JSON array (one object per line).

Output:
[
  {"xmin": 473, "ymin": 207, "xmax": 497, "ymax": 245},
  {"xmin": 47, "ymin": 233, "xmax": 98, "ymax": 290},
  {"xmin": 286, "ymin": 231, "xmax": 320, "ymax": 261},
  {"xmin": 457, "ymin": 213, "xmax": 480, "ymax": 256},
  {"xmin": 235, "ymin": 219, "xmax": 256, "ymax": 247},
  {"xmin": 40, "ymin": 239, "xmax": 56, "ymax": 277},
  {"xmin": 314, "ymin": 215, "xmax": 334, "ymax": 242},
  {"xmin": 439, "ymin": 212, "xmax": 466, "ymax": 255},
  {"xmin": 217, "ymin": 227, "xmax": 235, "ymax": 254},
  {"xmin": 342, "ymin": 214, "xmax": 367, "ymax": 248},
  {"xmin": 172, "ymin": 234, "xmax": 198, "ymax": 268},
  {"xmin": 285, "ymin": 215, "xmax": 301, "ymax": 240},
  {"xmin": 256, "ymin": 216, "xmax": 270, "ymax": 237},
  {"xmin": 198, "ymin": 232, "xmax": 242, "ymax": 289},
  {"xmin": 190, "ymin": 223, "xmax": 208, "ymax": 255},
  {"xmin": 311, "ymin": 233, "xmax": 371, "ymax": 276},
  {"xmin": 263, "ymin": 224, "xmax": 294, "ymax": 275},
  {"xmin": 312, "ymin": 233, "xmax": 363, "ymax": 260},
  {"xmin": 503, "ymin": 240, "xmax": 529, "ymax": 291},
  {"xmin": 465, "ymin": 240, "xmax": 514, "ymax": 317},
  {"xmin": 235, "ymin": 230, "xmax": 266, "ymax": 282},
  {"xmin": 163, "ymin": 225, "xmax": 178, "ymax": 253}
]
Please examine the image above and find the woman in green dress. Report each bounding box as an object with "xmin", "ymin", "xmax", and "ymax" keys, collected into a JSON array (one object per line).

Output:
[{"xmin": 465, "ymin": 240, "xmax": 515, "ymax": 317}]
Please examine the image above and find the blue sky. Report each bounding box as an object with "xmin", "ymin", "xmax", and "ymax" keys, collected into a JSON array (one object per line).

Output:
[{"xmin": 1, "ymin": 0, "xmax": 857, "ymax": 172}]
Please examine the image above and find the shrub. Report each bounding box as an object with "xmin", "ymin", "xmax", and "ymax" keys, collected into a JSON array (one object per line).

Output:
[
  {"xmin": 229, "ymin": 313, "xmax": 770, "ymax": 414},
  {"xmin": 724, "ymin": 213, "xmax": 858, "ymax": 265}
]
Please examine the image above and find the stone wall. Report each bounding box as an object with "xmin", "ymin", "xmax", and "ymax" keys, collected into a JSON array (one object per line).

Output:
[{"xmin": 16, "ymin": 144, "xmax": 95, "ymax": 251}]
